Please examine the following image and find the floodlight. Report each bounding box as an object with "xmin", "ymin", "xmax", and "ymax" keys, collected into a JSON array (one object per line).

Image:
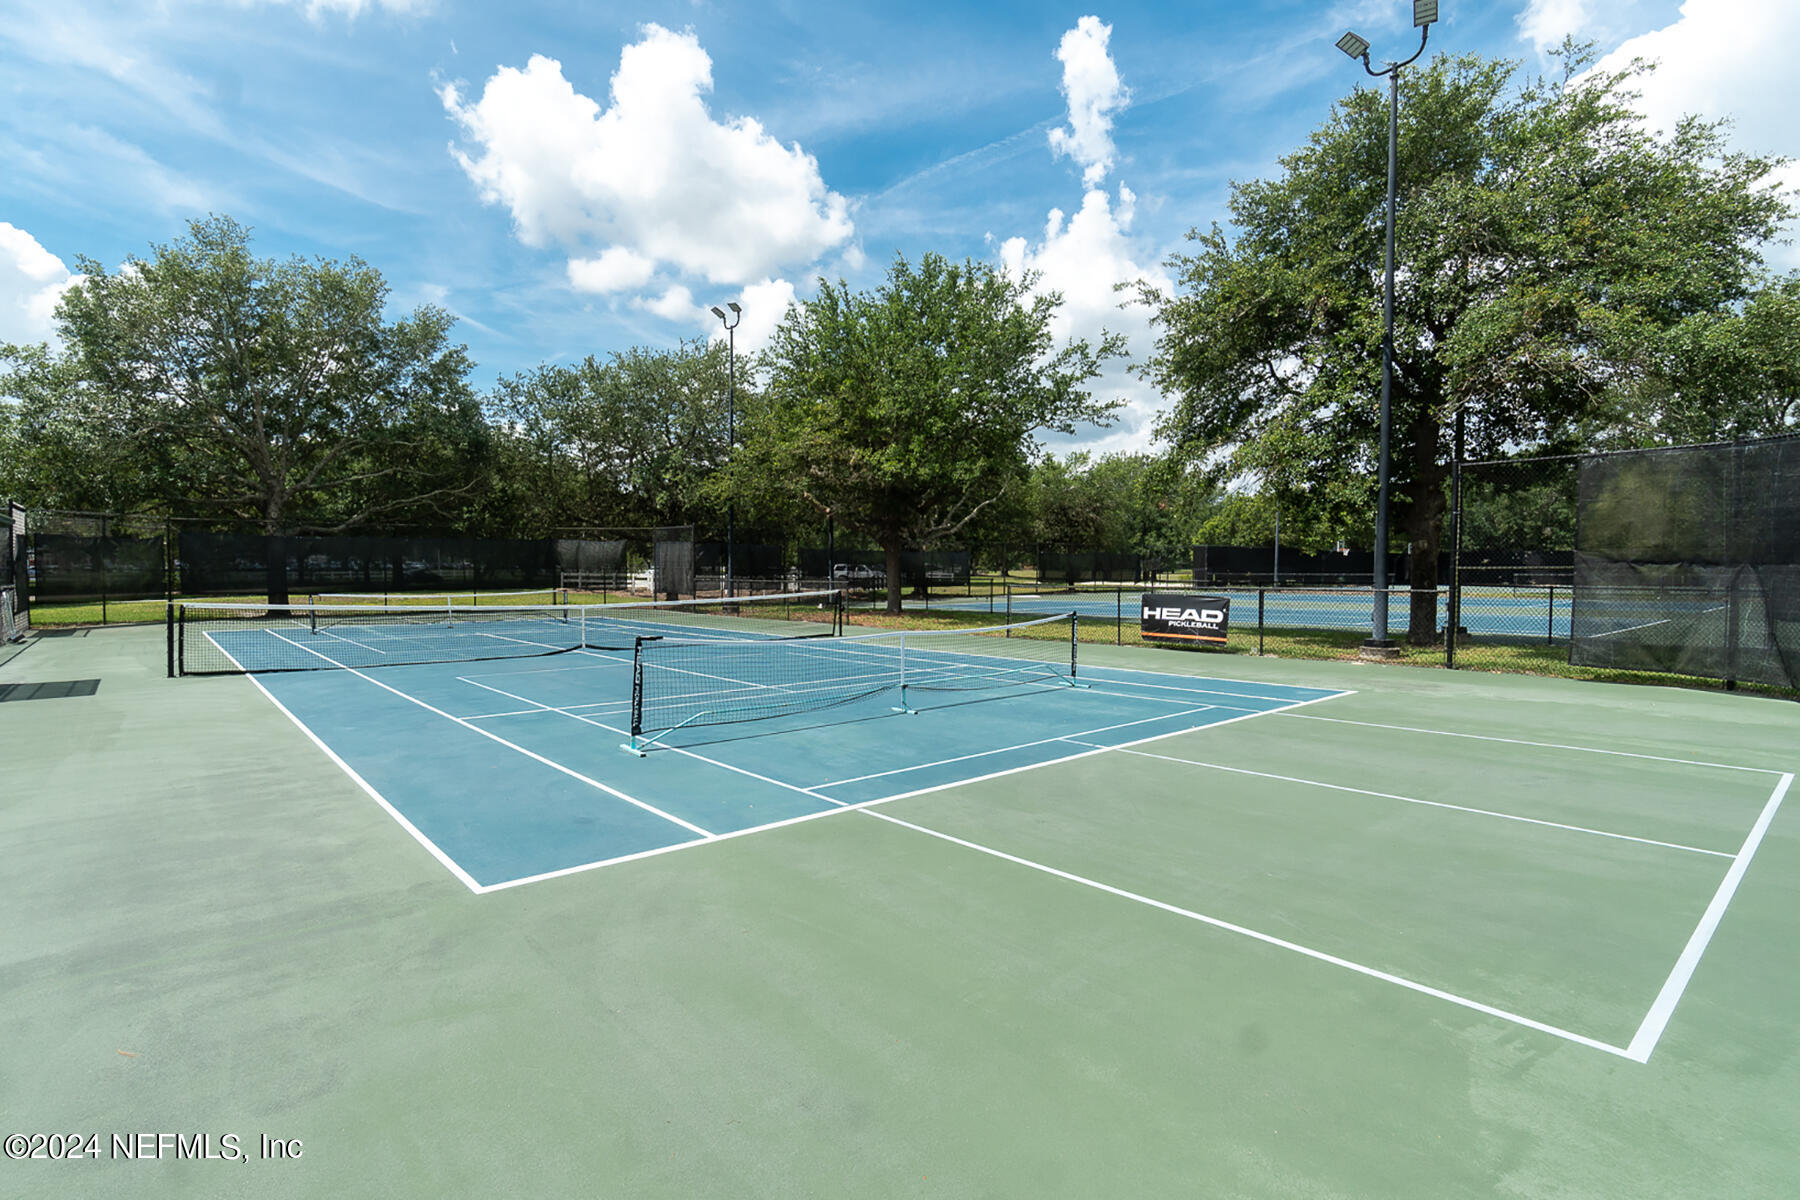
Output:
[
  {"xmin": 727, "ymin": 301, "xmax": 741, "ymax": 314},
  {"xmin": 1413, "ymin": 0, "xmax": 1438, "ymax": 28},
  {"xmin": 710, "ymin": 306, "xmax": 727, "ymax": 320},
  {"xmin": 1336, "ymin": 31, "xmax": 1370, "ymax": 60}
]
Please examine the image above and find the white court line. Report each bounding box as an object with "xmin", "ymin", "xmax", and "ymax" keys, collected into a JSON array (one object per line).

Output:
[
  {"xmin": 478, "ymin": 685, "xmax": 1360, "ymax": 890},
  {"xmin": 264, "ymin": 630, "xmax": 714, "ymax": 838},
  {"xmin": 1100, "ymin": 746, "xmax": 1733, "ymax": 858},
  {"xmin": 202, "ymin": 632, "xmax": 483, "ymax": 894},
  {"xmin": 809, "ymin": 707, "xmax": 1218, "ymax": 790},
  {"xmin": 858, "ymin": 809, "xmax": 1635, "ymax": 1060},
  {"xmin": 1586, "ymin": 605, "xmax": 1727, "ymax": 641},
  {"xmin": 1625, "ymin": 772, "xmax": 1793, "ymax": 1063},
  {"xmin": 1073, "ymin": 670, "xmax": 1342, "ymax": 707},
  {"xmin": 453, "ymin": 674, "xmax": 844, "ymax": 805},
  {"xmin": 1277, "ymin": 713, "xmax": 1788, "ymax": 775}
]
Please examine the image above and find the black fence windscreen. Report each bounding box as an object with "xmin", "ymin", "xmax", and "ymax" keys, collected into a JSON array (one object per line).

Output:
[
  {"xmin": 652, "ymin": 537, "xmax": 696, "ymax": 598},
  {"xmin": 177, "ymin": 531, "xmax": 558, "ymax": 596},
  {"xmin": 796, "ymin": 549, "xmax": 971, "ymax": 588},
  {"xmin": 1571, "ymin": 437, "xmax": 1799, "ymax": 688}
]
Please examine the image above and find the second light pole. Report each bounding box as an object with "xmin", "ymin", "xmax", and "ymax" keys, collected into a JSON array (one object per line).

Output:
[
  {"xmin": 710, "ymin": 301, "xmax": 742, "ymax": 599},
  {"xmin": 1337, "ymin": 0, "xmax": 1438, "ymax": 650}
]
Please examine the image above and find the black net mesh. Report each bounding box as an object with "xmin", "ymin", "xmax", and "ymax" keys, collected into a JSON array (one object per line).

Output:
[
  {"xmin": 1571, "ymin": 437, "xmax": 1800, "ymax": 688},
  {"xmin": 177, "ymin": 531, "xmax": 560, "ymax": 596},
  {"xmin": 652, "ymin": 534, "xmax": 696, "ymax": 598},
  {"xmin": 27, "ymin": 512, "xmax": 167, "ymax": 601}
]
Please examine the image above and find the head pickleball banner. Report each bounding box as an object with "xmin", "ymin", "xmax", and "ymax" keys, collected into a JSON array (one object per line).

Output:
[{"xmin": 1140, "ymin": 593, "xmax": 1230, "ymax": 647}]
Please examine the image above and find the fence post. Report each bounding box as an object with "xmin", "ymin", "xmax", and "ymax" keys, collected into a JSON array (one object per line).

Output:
[
  {"xmin": 1258, "ymin": 587, "xmax": 1266, "ymax": 655},
  {"xmin": 1447, "ymin": 458, "xmax": 1462, "ymax": 669},
  {"xmin": 1116, "ymin": 586, "xmax": 1121, "ymax": 646},
  {"xmin": 1547, "ymin": 583, "xmax": 1556, "ymax": 645},
  {"xmin": 100, "ymin": 512, "xmax": 110, "ymax": 625}
]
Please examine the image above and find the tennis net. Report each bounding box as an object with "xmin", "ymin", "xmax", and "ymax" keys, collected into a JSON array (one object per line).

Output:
[
  {"xmin": 306, "ymin": 587, "xmax": 568, "ymax": 607},
  {"xmin": 626, "ymin": 612, "xmax": 1080, "ymax": 751},
  {"xmin": 173, "ymin": 590, "xmax": 844, "ymax": 676}
]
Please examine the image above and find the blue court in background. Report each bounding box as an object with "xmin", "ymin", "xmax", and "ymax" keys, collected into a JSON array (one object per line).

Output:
[
  {"xmin": 244, "ymin": 638, "xmax": 1348, "ymax": 892},
  {"xmin": 938, "ymin": 586, "xmax": 1576, "ymax": 639}
]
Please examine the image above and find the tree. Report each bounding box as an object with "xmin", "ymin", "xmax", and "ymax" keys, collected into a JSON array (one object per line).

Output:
[
  {"xmin": 46, "ymin": 216, "xmax": 485, "ymax": 599},
  {"xmin": 1141, "ymin": 49, "xmax": 1794, "ymax": 642},
  {"xmin": 487, "ymin": 339, "xmax": 743, "ymax": 535},
  {"xmin": 736, "ymin": 253, "xmax": 1122, "ymax": 612}
]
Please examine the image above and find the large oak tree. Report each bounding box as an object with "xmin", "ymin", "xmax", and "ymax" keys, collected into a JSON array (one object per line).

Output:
[
  {"xmin": 1141, "ymin": 49, "xmax": 1794, "ymax": 643},
  {"xmin": 734, "ymin": 252, "xmax": 1122, "ymax": 612}
]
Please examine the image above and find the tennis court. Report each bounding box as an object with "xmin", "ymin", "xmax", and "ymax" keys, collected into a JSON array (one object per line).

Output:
[
  {"xmin": 943, "ymin": 584, "xmax": 1577, "ymax": 638},
  {"xmin": 5, "ymin": 608, "xmax": 1798, "ymax": 1197}
]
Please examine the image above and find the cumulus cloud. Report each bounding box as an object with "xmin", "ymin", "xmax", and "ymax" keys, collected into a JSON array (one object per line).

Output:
[
  {"xmin": 720, "ymin": 278, "xmax": 798, "ymax": 354},
  {"xmin": 1046, "ymin": 16, "xmax": 1129, "ymax": 187},
  {"xmin": 1587, "ymin": 0, "xmax": 1800, "ymax": 269},
  {"xmin": 0, "ymin": 223, "xmax": 79, "ymax": 348},
  {"xmin": 567, "ymin": 246, "xmax": 655, "ymax": 294},
  {"xmin": 995, "ymin": 185, "xmax": 1173, "ymax": 452},
  {"xmin": 635, "ymin": 284, "xmax": 702, "ymax": 323},
  {"xmin": 440, "ymin": 26, "xmax": 854, "ymax": 292},
  {"xmin": 1516, "ymin": 0, "xmax": 1595, "ymax": 56}
]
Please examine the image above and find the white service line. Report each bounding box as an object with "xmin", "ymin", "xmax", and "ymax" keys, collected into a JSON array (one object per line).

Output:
[
  {"xmin": 203, "ymin": 633, "xmax": 483, "ymax": 893},
  {"xmin": 859, "ymin": 808, "xmax": 1635, "ymax": 1060},
  {"xmin": 1101, "ymin": 746, "xmax": 1734, "ymax": 858},
  {"xmin": 809, "ymin": 706, "xmax": 1218, "ymax": 790},
  {"xmin": 265, "ymin": 630, "xmax": 713, "ymax": 838},
  {"xmin": 1625, "ymin": 771, "xmax": 1793, "ymax": 1062},
  {"xmin": 455, "ymin": 673, "xmax": 843, "ymax": 805},
  {"xmin": 1276, "ymin": 712, "xmax": 1789, "ymax": 775}
]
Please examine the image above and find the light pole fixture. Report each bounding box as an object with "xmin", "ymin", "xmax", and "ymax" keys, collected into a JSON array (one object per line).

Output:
[
  {"xmin": 1338, "ymin": 0, "xmax": 1438, "ymax": 650},
  {"xmin": 710, "ymin": 302, "xmax": 742, "ymax": 599}
]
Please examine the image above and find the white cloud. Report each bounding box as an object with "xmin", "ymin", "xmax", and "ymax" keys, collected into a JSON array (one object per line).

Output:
[
  {"xmin": 440, "ymin": 26, "xmax": 855, "ymax": 292},
  {"xmin": 0, "ymin": 223, "xmax": 78, "ymax": 348},
  {"xmin": 1588, "ymin": 0, "xmax": 1800, "ymax": 270},
  {"xmin": 257, "ymin": 0, "xmax": 434, "ymax": 18},
  {"xmin": 1517, "ymin": 0, "xmax": 1595, "ymax": 56},
  {"xmin": 567, "ymin": 247, "xmax": 656, "ymax": 294},
  {"xmin": 1046, "ymin": 16, "xmax": 1129, "ymax": 187},
  {"xmin": 635, "ymin": 284, "xmax": 702, "ymax": 323},
  {"xmin": 721, "ymin": 278, "xmax": 797, "ymax": 354},
  {"xmin": 995, "ymin": 185, "xmax": 1173, "ymax": 453}
]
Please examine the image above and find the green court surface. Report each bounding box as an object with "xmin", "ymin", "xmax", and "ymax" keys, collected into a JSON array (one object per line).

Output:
[{"xmin": 3, "ymin": 623, "xmax": 1798, "ymax": 1198}]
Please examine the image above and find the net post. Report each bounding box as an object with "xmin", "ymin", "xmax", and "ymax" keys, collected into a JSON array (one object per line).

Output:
[
  {"xmin": 166, "ymin": 601, "xmax": 175, "ymax": 678},
  {"xmin": 1071, "ymin": 612, "xmax": 1082, "ymax": 684},
  {"xmin": 891, "ymin": 629, "xmax": 915, "ymax": 714},
  {"xmin": 629, "ymin": 637, "xmax": 646, "ymax": 745},
  {"xmin": 176, "ymin": 604, "xmax": 187, "ymax": 676},
  {"xmin": 309, "ymin": 600, "xmax": 318, "ymax": 635}
]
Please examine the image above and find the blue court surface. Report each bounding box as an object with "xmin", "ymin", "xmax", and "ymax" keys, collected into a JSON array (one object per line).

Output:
[
  {"xmin": 941, "ymin": 586, "xmax": 1576, "ymax": 638},
  {"xmin": 235, "ymin": 632, "xmax": 1349, "ymax": 892}
]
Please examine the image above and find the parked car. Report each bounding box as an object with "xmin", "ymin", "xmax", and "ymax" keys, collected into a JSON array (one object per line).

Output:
[{"xmin": 831, "ymin": 563, "xmax": 884, "ymax": 582}]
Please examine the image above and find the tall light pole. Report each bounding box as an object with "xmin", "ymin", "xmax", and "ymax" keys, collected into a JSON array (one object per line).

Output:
[
  {"xmin": 1337, "ymin": 0, "xmax": 1438, "ymax": 651},
  {"xmin": 710, "ymin": 302, "xmax": 742, "ymax": 598}
]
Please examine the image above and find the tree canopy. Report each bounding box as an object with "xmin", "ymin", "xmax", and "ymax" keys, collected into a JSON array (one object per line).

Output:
[
  {"xmin": 483, "ymin": 339, "xmax": 742, "ymax": 537},
  {"xmin": 731, "ymin": 252, "xmax": 1123, "ymax": 611},
  {"xmin": 9, "ymin": 216, "xmax": 486, "ymax": 544},
  {"xmin": 1140, "ymin": 47, "xmax": 1795, "ymax": 641}
]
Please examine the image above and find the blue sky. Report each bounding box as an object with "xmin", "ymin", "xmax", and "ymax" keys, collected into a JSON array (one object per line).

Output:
[{"xmin": 2, "ymin": 0, "xmax": 1794, "ymax": 454}]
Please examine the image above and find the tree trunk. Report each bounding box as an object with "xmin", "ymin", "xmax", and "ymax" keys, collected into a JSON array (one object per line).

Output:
[
  {"xmin": 1404, "ymin": 414, "xmax": 1446, "ymax": 645},
  {"xmin": 883, "ymin": 539, "xmax": 903, "ymax": 615},
  {"xmin": 264, "ymin": 499, "xmax": 290, "ymax": 606}
]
